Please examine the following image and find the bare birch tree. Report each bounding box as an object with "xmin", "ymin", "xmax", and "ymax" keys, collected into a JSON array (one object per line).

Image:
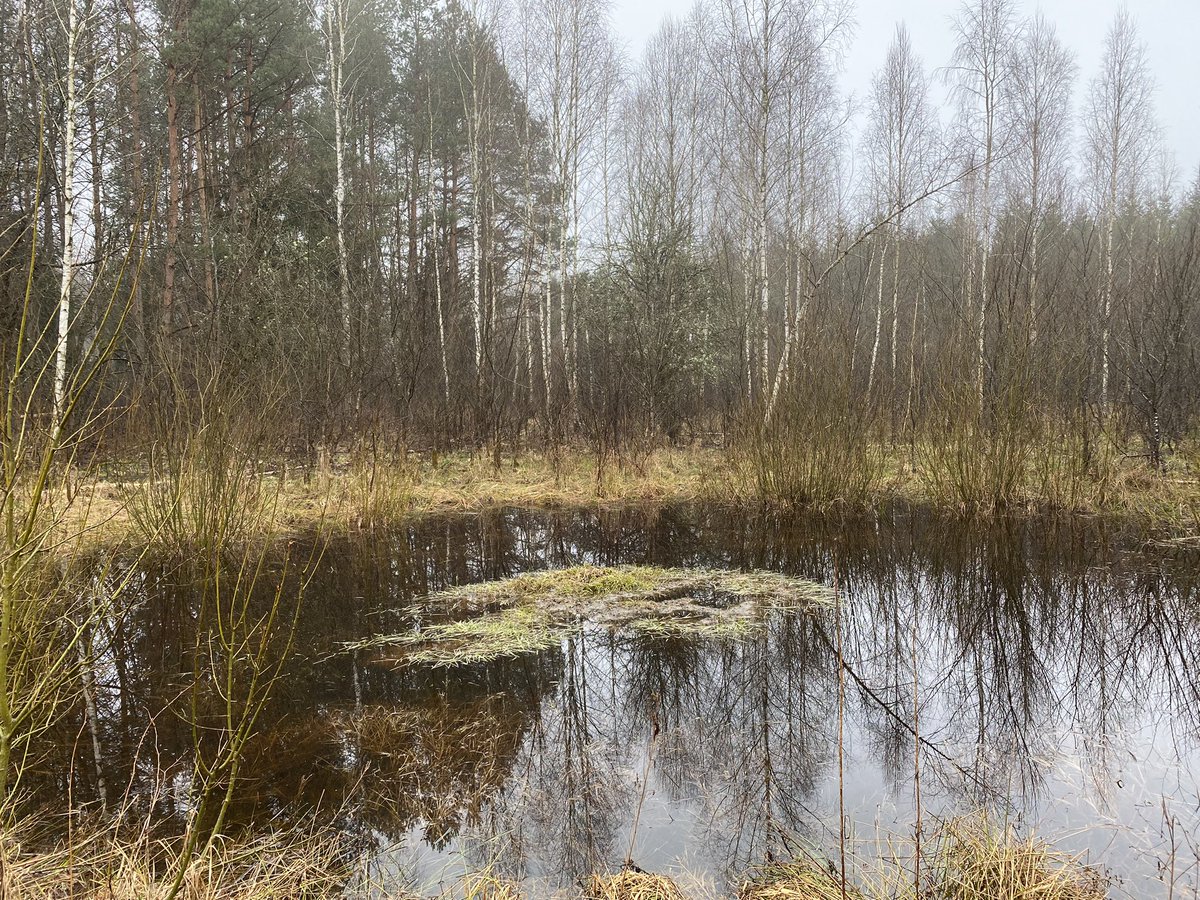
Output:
[
  {"xmin": 948, "ymin": 0, "xmax": 1016, "ymax": 408},
  {"xmin": 1006, "ymin": 13, "xmax": 1074, "ymax": 348},
  {"xmin": 864, "ymin": 24, "xmax": 935, "ymax": 406},
  {"xmin": 1085, "ymin": 8, "xmax": 1157, "ymax": 411}
]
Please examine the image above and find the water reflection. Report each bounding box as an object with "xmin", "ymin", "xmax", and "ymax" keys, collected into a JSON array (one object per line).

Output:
[{"xmin": 45, "ymin": 505, "xmax": 1200, "ymax": 897}]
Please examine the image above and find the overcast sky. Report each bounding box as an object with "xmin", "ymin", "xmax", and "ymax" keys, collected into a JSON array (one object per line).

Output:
[{"xmin": 610, "ymin": 0, "xmax": 1200, "ymax": 184}]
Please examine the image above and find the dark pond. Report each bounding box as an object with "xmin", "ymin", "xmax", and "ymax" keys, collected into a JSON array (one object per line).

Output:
[{"xmin": 49, "ymin": 504, "xmax": 1200, "ymax": 897}]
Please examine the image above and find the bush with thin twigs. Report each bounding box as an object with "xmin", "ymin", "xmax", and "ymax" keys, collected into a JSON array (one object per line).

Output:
[
  {"xmin": 731, "ymin": 377, "xmax": 884, "ymax": 510},
  {"xmin": 123, "ymin": 371, "xmax": 279, "ymax": 560},
  {"xmin": 919, "ymin": 382, "xmax": 1034, "ymax": 511}
]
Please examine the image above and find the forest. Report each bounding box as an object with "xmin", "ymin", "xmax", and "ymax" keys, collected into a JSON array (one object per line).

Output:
[
  {"xmin": 1, "ymin": 0, "xmax": 1199, "ymax": 897},
  {"xmin": 3, "ymin": 0, "xmax": 1198, "ymax": 478}
]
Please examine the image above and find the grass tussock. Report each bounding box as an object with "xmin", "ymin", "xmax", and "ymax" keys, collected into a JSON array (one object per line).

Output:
[
  {"xmin": 464, "ymin": 870, "xmax": 522, "ymax": 900},
  {"xmin": 738, "ymin": 815, "xmax": 1107, "ymax": 900},
  {"xmin": 929, "ymin": 814, "xmax": 1107, "ymax": 900},
  {"xmin": 340, "ymin": 443, "xmax": 413, "ymax": 530},
  {"xmin": 587, "ymin": 868, "xmax": 689, "ymax": 900},
  {"xmin": 347, "ymin": 566, "xmax": 834, "ymax": 666},
  {"xmin": 740, "ymin": 860, "xmax": 862, "ymax": 900},
  {"xmin": 0, "ymin": 822, "xmax": 349, "ymax": 899}
]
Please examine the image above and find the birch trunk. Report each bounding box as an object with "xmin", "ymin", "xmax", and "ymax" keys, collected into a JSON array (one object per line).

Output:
[
  {"xmin": 54, "ymin": 0, "xmax": 79, "ymax": 421},
  {"xmin": 867, "ymin": 236, "xmax": 884, "ymax": 398},
  {"xmin": 327, "ymin": 0, "xmax": 351, "ymax": 368}
]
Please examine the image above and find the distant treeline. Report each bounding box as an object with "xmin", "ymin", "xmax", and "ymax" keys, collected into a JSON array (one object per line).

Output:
[{"xmin": 2, "ymin": 0, "xmax": 1197, "ymax": 466}]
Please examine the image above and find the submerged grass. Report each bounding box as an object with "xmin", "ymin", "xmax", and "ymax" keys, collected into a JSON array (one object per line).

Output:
[
  {"xmin": 430, "ymin": 564, "xmax": 672, "ymax": 611},
  {"xmin": 429, "ymin": 565, "xmax": 836, "ymax": 613},
  {"xmin": 347, "ymin": 605, "xmax": 566, "ymax": 667},
  {"xmin": 347, "ymin": 565, "xmax": 834, "ymax": 667},
  {"xmin": 626, "ymin": 615, "xmax": 760, "ymax": 639}
]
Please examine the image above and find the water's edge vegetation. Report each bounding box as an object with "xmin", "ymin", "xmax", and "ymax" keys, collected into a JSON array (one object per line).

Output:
[{"xmin": 63, "ymin": 444, "xmax": 1200, "ymax": 556}]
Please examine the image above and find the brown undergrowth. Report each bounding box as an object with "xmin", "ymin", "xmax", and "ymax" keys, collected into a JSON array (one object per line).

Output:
[{"xmin": 45, "ymin": 438, "xmax": 1200, "ymax": 558}]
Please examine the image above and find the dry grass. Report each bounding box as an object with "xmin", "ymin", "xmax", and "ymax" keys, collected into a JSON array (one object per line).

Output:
[
  {"xmin": 737, "ymin": 815, "xmax": 1107, "ymax": 900},
  {"xmin": 463, "ymin": 869, "xmax": 522, "ymax": 900},
  {"xmin": 46, "ymin": 439, "xmax": 1200, "ymax": 558},
  {"xmin": 0, "ymin": 822, "xmax": 349, "ymax": 899},
  {"xmin": 587, "ymin": 868, "xmax": 689, "ymax": 900},
  {"xmin": 928, "ymin": 814, "xmax": 1107, "ymax": 900},
  {"xmin": 54, "ymin": 448, "xmax": 715, "ymax": 555},
  {"xmin": 739, "ymin": 860, "xmax": 862, "ymax": 900}
]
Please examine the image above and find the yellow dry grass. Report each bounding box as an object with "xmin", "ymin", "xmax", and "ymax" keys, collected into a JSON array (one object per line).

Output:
[
  {"xmin": 44, "ymin": 441, "xmax": 1200, "ymax": 557},
  {"xmin": 739, "ymin": 860, "xmax": 862, "ymax": 900},
  {"xmin": 464, "ymin": 870, "xmax": 523, "ymax": 900},
  {"xmin": 588, "ymin": 869, "xmax": 689, "ymax": 900},
  {"xmin": 0, "ymin": 822, "xmax": 348, "ymax": 899},
  {"xmin": 929, "ymin": 813, "xmax": 1108, "ymax": 900}
]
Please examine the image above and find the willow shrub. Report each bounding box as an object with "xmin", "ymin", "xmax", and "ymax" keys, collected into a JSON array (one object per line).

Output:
[{"xmin": 733, "ymin": 375, "xmax": 883, "ymax": 510}]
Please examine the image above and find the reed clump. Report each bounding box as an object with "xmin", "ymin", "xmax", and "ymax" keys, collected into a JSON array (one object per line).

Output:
[
  {"xmin": 588, "ymin": 868, "xmax": 689, "ymax": 900},
  {"xmin": 740, "ymin": 860, "xmax": 863, "ymax": 900},
  {"xmin": 341, "ymin": 440, "xmax": 413, "ymax": 529},
  {"xmin": 927, "ymin": 814, "xmax": 1107, "ymax": 900}
]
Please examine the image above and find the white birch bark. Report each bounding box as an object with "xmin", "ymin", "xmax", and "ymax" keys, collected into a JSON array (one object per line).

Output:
[{"xmin": 54, "ymin": 0, "xmax": 80, "ymax": 422}]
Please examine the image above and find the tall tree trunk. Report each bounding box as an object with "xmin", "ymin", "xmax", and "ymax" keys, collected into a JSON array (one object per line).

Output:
[
  {"xmin": 193, "ymin": 80, "xmax": 215, "ymax": 312},
  {"xmin": 327, "ymin": 0, "xmax": 350, "ymax": 368},
  {"xmin": 54, "ymin": 0, "xmax": 79, "ymax": 422},
  {"xmin": 163, "ymin": 49, "xmax": 181, "ymax": 337}
]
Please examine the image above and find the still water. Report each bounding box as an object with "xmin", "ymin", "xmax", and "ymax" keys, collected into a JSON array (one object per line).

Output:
[{"xmin": 60, "ymin": 504, "xmax": 1200, "ymax": 897}]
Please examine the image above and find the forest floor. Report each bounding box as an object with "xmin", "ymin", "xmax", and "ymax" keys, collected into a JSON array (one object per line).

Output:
[{"xmin": 57, "ymin": 443, "xmax": 1200, "ymax": 554}]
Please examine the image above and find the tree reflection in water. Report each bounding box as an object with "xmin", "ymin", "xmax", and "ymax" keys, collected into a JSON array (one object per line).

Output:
[{"xmin": 34, "ymin": 504, "xmax": 1200, "ymax": 898}]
